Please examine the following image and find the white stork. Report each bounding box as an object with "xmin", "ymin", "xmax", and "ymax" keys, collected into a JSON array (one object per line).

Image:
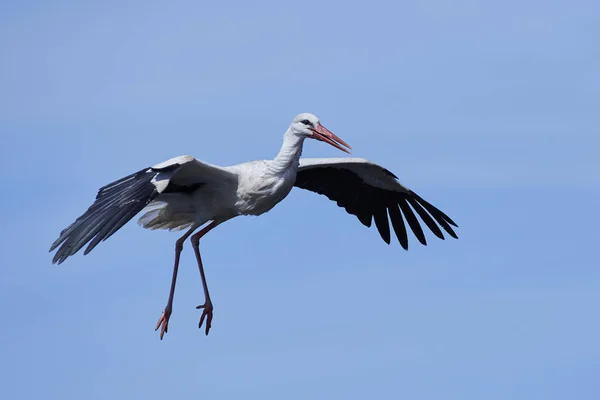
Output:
[{"xmin": 49, "ymin": 113, "xmax": 458, "ymax": 339}]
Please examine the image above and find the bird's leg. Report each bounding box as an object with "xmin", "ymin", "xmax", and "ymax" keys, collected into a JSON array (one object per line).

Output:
[
  {"xmin": 154, "ymin": 227, "xmax": 196, "ymax": 340},
  {"xmin": 190, "ymin": 221, "xmax": 218, "ymax": 335}
]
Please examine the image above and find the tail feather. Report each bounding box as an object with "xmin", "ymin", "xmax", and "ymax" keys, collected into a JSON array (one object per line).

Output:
[{"xmin": 137, "ymin": 205, "xmax": 195, "ymax": 231}]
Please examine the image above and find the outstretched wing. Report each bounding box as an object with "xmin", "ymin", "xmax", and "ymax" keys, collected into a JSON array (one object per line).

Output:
[
  {"xmin": 294, "ymin": 158, "xmax": 458, "ymax": 249},
  {"xmin": 49, "ymin": 155, "xmax": 237, "ymax": 264}
]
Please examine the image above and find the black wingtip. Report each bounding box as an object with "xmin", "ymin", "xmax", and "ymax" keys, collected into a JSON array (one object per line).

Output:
[
  {"xmin": 49, "ymin": 166, "xmax": 163, "ymax": 264},
  {"xmin": 387, "ymin": 203, "xmax": 409, "ymax": 250},
  {"xmin": 373, "ymin": 205, "xmax": 391, "ymax": 245},
  {"xmin": 442, "ymin": 213, "xmax": 459, "ymax": 228},
  {"xmin": 409, "ymin": 192, "xmax": 459, "ymax": 239},
  {"xmin": 406, "ymin": 197, "xmax": 445, "ymax": 241},
  {"xmin": 446, "ymin": 229, "xmax": 459, "ymax": 239},
  {"xmin": 398, "ymin": 199, "xmax": 427, "ymax": 246},
  {"xmin": 48, "ymin": 240, "xmax": 60, "ymax": 253}
]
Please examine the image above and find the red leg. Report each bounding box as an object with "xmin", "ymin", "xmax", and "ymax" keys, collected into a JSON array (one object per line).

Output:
[
  {"xmin": 190, "ymin": 221, "xmax": 218, "ymax": 335},
  {"xmin": 154, "ymin": 227, "xmax": 196, "ymax": 340}
]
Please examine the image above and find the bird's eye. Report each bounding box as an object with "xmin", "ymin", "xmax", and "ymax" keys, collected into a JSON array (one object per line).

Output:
[{"xmin": 300, "ymin": 119, "xmax": 312, "ymax": 126}]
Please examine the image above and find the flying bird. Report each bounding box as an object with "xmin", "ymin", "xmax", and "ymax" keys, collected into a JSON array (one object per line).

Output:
[{"xmin": 49, "ymin": 113, "xmax": 458, "ymax": 339}]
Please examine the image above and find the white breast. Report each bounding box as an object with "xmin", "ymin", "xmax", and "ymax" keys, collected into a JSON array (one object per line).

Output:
[{"xmin": 232, "ymin": 161, "xmax": 297, "ymax": 216}]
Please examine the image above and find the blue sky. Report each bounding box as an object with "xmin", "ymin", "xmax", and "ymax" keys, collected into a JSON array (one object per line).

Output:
[{"xmin": 1, "ymin": 1, "xmax": 599, "ymax": 398}]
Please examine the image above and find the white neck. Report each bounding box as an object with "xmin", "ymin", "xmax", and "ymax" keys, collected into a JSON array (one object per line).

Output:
[{"xmin": 268, "ymin": 130, "xmax": 305, "ymax": 175}]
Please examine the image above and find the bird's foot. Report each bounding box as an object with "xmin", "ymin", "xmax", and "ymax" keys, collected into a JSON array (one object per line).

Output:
[
  {"xmin": 154, "ymin": 307, "xmax": 172, "ymax": 340},
  {"xmin": 196, "ymin": 300, "xmax": 214, "ymax": 335}
]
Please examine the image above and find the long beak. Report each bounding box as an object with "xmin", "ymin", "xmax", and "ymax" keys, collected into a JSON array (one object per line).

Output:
[{"xmin": 311, "ymin": 124, "xmax": 352, "ymax": 154}]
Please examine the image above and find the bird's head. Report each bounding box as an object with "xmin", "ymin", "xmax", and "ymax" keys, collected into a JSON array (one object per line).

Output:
[{"xmin": 289, "ymin": 113, "xmax": 351, "ymax": 154}]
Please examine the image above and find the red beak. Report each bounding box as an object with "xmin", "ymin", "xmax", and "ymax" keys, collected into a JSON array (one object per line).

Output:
[{"xmin": 311, "ymin": 124, "xmax": 352, "ymax": 154}]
